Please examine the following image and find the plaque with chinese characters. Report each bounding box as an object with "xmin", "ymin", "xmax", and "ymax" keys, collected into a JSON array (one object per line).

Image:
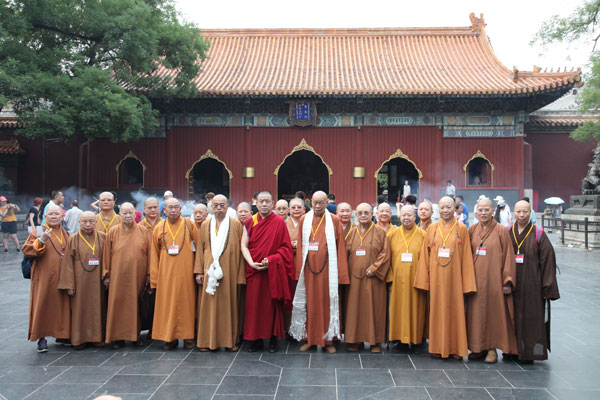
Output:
[{"xmin": 289, "ymin": 101, "xmax": 317, "ymax": 127}]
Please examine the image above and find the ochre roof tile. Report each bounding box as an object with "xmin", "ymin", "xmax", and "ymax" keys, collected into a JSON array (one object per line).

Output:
[{"xmin": 0, "ymin": 139, "xmax": 25, "ymax": 155}]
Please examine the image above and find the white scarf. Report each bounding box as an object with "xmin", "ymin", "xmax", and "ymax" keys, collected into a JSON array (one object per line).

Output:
[
  {"xmin": 205, "ymin": 216, "xmax": 230, "ymax": 295},
  {"xmin": 290, "ymin": 209, "xmax": 339, "ymax": 341}
]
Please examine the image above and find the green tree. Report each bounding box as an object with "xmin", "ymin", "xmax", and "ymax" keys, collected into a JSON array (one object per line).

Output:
[
  {"xmin": 0, "ymin": 0, "xmax": 209, "ymax": 141},
  {"xmin": 533, "ymin": 0, "xmax": 600, "ymax": 142}
]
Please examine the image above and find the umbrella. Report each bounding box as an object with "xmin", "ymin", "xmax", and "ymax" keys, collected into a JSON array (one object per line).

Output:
[{"xmin": 544, "ymin": 197, "xmax": 564, "ymax": 205}]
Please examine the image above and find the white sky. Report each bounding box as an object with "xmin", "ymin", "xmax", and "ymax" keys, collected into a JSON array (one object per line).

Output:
[{"xmin": 175, "ymin": 0, "xmax": 592, "ymax": 73}]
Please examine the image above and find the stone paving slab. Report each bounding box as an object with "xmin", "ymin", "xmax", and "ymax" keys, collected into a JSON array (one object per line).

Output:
[{"xmin": 0, "ymin": 233, "xmax": 598, "ymax": 400}]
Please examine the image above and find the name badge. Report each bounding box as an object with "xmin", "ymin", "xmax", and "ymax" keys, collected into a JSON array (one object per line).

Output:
[
  {"xmin": 59, "ymin": 251, "xmax": 65, "ymax": 258},
  {"xmin": 438, "ymin": 248, "xmax": 450, "ymax": 258},
  {"xmin": 355, "ymin": 247, "xmax": 366, "ymax": 256},
  {"xmin": 308, "ymin": 242, "xmax": 319, "ymax": 252},
  {"xmin": 515, "ymin": 254, "xmax": 524, "ymax": 264},
  {"xmin": 88, "ymin": 258, "xmax": 100, "ymax": 266},
  {"xmin": 476, "ymin": 247, "xmax": 487, "ymax": 256},
  {"xmin": 168, "ymin": 245, "xmax": 180, "ymax": 255},
  {"xmin": 401, "ymin": 253, "xmax": 413, "ymax": 262}
]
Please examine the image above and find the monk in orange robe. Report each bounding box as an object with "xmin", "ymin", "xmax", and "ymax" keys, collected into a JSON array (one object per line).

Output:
[
  {"xmin": 387, "ymin": 205, "xmax": 427, "ymax": 350},
  {"xmin": 140, "ymin": 197, "xmax": 161, "ymax": 235},
  {"xmin": 139, "ymin": 197, "xmax": 160, "ymax": 340},
  {"xmin": 284, "ymin": 197, "xmax": 304, "ymax": 333},
  {"xmin": 376, "ymin": 202, "xmax": 394, "ymax": 234},
  {"xmin": 195, "ymin": 195, "xmax": 246, "ymax": 351},
  {"xmin": 59, "ymin": 211, "xmax": 105, "ymax": 349},
  {"xmin": 242, "ymin": 191, "xmax": 295, "ymax": 353},
  {"xmin": 337, "ymin": 202, "xmax": 355, "ymax": 239},
  {"xmin": 22, "ymin": 204, "xmax": 70, "ymax": 352},
  {"xmin": 344, "ymin": 203, "xmax": 390, "ymax": 352},
  {"xmin": 418, "ymin": 201, "xmax": 433, "ymax": 230},
  {"xmin": 103, "ymin": 203, "xmax": 150, "ymax": 348},
  {"xmin": 150, "ymin": 198, "xmax": 199, "ymax": 350},
  {"xmin": 95, "ymin": 192, "xmax": 121, "ymax": 234},
  {"xmin": 466, "ymin": 197, "xmax": 517, "ymax": 363},
  {"xmin": 415, "ymin": 196, "xmax": 477, "ymax": 359},
  {"xmin": 291, "ymin": 191, "xmax": 349, "ymax": 353}
]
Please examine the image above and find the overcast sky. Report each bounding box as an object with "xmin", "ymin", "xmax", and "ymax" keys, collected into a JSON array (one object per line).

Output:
[{"xmin": 175, "ymin": 0, "xmax": 591, "ymax": 74}]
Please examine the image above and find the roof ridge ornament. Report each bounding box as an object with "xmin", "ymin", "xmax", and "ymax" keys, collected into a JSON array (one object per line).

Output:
[{"xmin": 469, "ymin": 13, "xmax": 486, "ymax": 34}]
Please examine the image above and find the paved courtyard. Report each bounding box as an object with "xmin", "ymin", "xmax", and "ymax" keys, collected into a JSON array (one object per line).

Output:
[{"xmin": 0, "ymin": 232, "xmax": 598, "ymax": 400}]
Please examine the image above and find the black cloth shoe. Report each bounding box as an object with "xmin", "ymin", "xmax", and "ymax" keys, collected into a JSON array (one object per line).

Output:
[
  {"xmin": 269, "ymin": 337, "xmax": 279, "ymax": 353},
  {"xmin": 247, "ymin": 339, "xmax": 264, "ymax": 353}
]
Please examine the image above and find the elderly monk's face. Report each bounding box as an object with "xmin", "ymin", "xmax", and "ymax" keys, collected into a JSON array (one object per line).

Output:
[
  {"xmin": 165, "ymin": 200, "xmax": 181, "ymax": 220},
  {"xmin": 120, "ymin": 206, "xmax": 135, "ymax": 225},
  {"xmin": 311, "ymin": 194, "xmax": 327, "ymax": 216},
  {"xmin": 356, "ymin": 204, "xmax": 372, "ymax": 226},
  {"xmin": 289, "ymin": 201, "xmax": 304, "ymax": 219},
  {"xmin": 257, "ymin": 193, "xmax": 274, "ymax": 216},
  {"xmin": 79, "ymin": 214, "xmax": 97, "ymax": 235},
  {"xmin": 144, "ymin": 199, "xmax": 159, "ymax": 219},
  {"xmin": 275, "ymin": 201, "xmax": 289, "ymax": 219},
  {"xmin": 439, "ymin": 198, "xmax": 455, "ymax": 221},
  {"xmin": 99, "ymin": 193, "xmax": 115, "ymax": 212},
  {"xmin": 212, "ymin": 196, "xmax": 228, "ymax": 219},
  {"xmin": 237, "ymin": 207, "xmax": 251, "ymax": 222},
  {"xmin": 400, "ymin": 207, "xmax": 416, "ymax": 228},
  {"xmin": 337, "ymin": 204, "xmax": 352, "ymax": 224},
  {"xmin": 417, "ymin": 203, "xmax": 432, "ymax": 221},
  {"xmin": 193, "ymin": 207, "xmax": 208, "ymax": 224},
  {"xmin": 377, "ymin": 205, "xmax": 391, "ymax": 223},
  {"xmin": 45, "ymin": 208, "xmax": 63, "ymax": 227},
  {"xmin": 478, "ymin": 200, "xmax": 494, "ymax": 224},
  {"xmin": 514, "ymin": 201, "xmax": 531, "ymax": 226}
]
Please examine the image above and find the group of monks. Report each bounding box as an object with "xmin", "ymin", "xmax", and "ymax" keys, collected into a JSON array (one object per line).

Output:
[{"xmin": 23, "ymin": 190, "xmax": 559, "ymax": 364}]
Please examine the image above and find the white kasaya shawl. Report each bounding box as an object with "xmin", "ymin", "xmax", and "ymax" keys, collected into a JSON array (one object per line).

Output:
[{"xmin": 205, "ymin": 216, "xmax": 230, "ymax": 295}]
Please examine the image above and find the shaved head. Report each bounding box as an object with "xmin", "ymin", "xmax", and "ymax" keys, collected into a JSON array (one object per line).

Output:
[
  {"xmin": 313, "ymin": 191, "xmax": 327, "ymax": 202},
  {"xmin": 377, "ymin": 202, "xmax": 391, "ymax": 224},
  {"xmin": 144, "ymin": 197, "xmax": 159, "ymax": 207},
  {"xmin": 477, "ymin": 197, "xmax": 493, "ymax": 208},
  {"xmin": 400, "ymin": 205, "xmax": 416, "ymax": 214},
  {"xmin": 439, "ymin": 196, "xmax": 456, "ymax": 222},
  {"xmin": 417, "ymin": 201, "xmax": 433, "ymax": 223},
  {"xmin": 378, "ymin": 203, "xmax": 391, "ymax": 212},
  {"xmin": 237, "ymin": 202, "xmax": 251, "ymax": 212},
  {"xmin": 337, "ymin": 202, "xmax": 352, "ymax": 224},
  {"xmin": 79, "ymin": 211, "xmax": 97, "ymax": 235},
  {"xmin": 99, "ymin": 191, "xmax": 115, "ymax": 200},
  {"xmin": 275, "ymin": 199, "xmax": 289, "ymax": 219},
  {"xmin": 46, "ymin": 204, "xmax": 62, "ymax": 214},
  {"xmin": 515, "ymin": 200, "xmax": 530, "ymax": 211},
  {"xmin": 312, "ymin": 191, "xmax": 328, "ymax": 216},
  {"xmin": 289, "ymin": 198, "xmax": 304, "ymax": 208},
  {"xmin": 120, "ymin": 202, "xmax": 135, "ymax": 212},
  {"xmin": 80, "ymin": 211, "xmax": 96, "ymax": 220},
  {"xmin": 120, "ymin": 202, "xmax": 135, "ymax": 226},
  {"xmin": 356, "ymin": 203, "xmax": 372, "ymax": 213},
  {"xmin": 237, "ymin": 202, "xmax": 252, "ymax": 223},
  {"xmin": 356, "ymin": 202, "xmax": 373, "ymax": 226}
]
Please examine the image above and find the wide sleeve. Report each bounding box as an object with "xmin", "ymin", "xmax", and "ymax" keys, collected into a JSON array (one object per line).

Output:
[
  {"xmin": 414, "ymin": 228, "xmax": 432, "ymax": 291},
  {"xmin": 22, "ymin": 232, "xmax": 45, "ymax": 258},
  {"xmin": 385, "ymin": 229, "xmax": 399, "ymax": 283},
  {"xmin": 58, "ymin": 236, "xmax": 76, "ymax": 290},
  {"xmin": 150, "ymin": 223, "xmax": 162, "ymax": 289},
  {"xmin": 267, "ymin": 220, "xmax": 295, "ymax": 310},
  {"xmin": 539, "ymin": 232, "xmax": 560, "ymax": 300},
  {"xmin": 236, "ymin": 224, "xmax": 247, "ymax": 285},
  {"xmin": 101, "ymin": 230, "xmax": 113, "ymax": 280},
  {"xmin": 334, "ymin": 217, "xmax": 350, "ymax": 285},
  {"xmin": 193, "ymin": 223, "xmax": 206, "ymax": 275},
  {"xmin": 499, "ymin": 226, "xmax": 516, "ymax": 289},
  {"xmin": 368, "ymin": 229, "xmax": 391, "ymax": 281},
  {"xmin": 294, "ymin": 215, "xmax": 306, "ymax": 280},
  {"xmin": 459, "ymin": 225, "xmax": 477, "ymax": 294}
]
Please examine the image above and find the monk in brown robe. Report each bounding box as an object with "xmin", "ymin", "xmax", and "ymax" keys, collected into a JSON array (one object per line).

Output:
[
  {"xmin": 195, "ymin": 195, "xmax": 245, "ymax": 351},
  {"xmin": 510, "ymin": 200, "xmax": 560, "ymax": 363},
  {"xmin": 376, "ymin": 203, "xmax": 394, "ymax": 234},
  {"xmin": 140, "ymin": 197, "xmax": 161, "ymax": 233},
  {"xmin": 192, "ymin": 203, "xmax": 208, "ymax": 228},
  {"xmin": 96, "ymin": 192, "xmax": 121, "ymax": 234},
  {"xmin": 286, "ymin": 198, "xmax": 304, "ymax": 256},
  {"xmin": 138, "ymin": 197, "xmax": 160, "ymax": 340},
  {"xmin": 337, "ymin": 202, "xmax": 355, "ymax": 239},
  {"xmin": 415, "ymin": 196, "xmax": 477, "ymax": 359},
  {"xmin": 103, "ymin": 203, "xmax": 150, "ymax": 348},
  {"xmin": 418, "ymin": 201, "xmax": 433, "ymax": 230},
  {"xmin": 291, "ymin": 191, "xmax": 349, "ymax": 353},
  {"xmin": 23, "ymin": 204, "xmax": 70, "ymax": 352},
  {"xmin": 387, "ymin": 205, "xmax": 427, "ymax": 350},
  {"xmin": 59, "ymin": 211, "xmax": 105, "ymax": 349},
  {"xmin": 237, "ymin": 202, "xmax": 252, "ymax": 223},
  {"xmin": 466, "ymin": 198, "xmax": 517, "ymax": 363},
  {"xmin": 151, "ymin": 198, "xmax": 199, "ymax": 350},
  {"xmin": 275, "ymin": 199, "xmax": 289, "ymax": 220},
  {"xmin": 344, "ymin": 203, "xmax": 390, "ymax": 352}
]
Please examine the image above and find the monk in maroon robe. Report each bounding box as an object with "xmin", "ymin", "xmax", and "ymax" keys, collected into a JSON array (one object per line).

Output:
[{"xmin": 241, "ymin": 191, "xmax": 295, "ymax": 353}]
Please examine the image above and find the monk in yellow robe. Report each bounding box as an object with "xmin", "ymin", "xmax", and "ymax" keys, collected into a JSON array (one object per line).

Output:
[
  {"xmin": 387, "ymin": 205, "xmax": 427, "ymax": 350},
  {"xmin": 417, "ymin": 201, "xmax": 433, "ymax": 230},
  {"xmin": 291, "ymin": 191, "xmax": 349, "ymax": 353},
  {"xmin": 103, "ymin": 203, "xmax": 150, "ymax": 348},
  {"xmin": 344, "ymin": 203, "xmax": 390, "ymax": 352},
  {"xmin": 151, "ymin": 198, "xmax": 199, "ymax": 350},
  {"xmin": 95, "ymin": 192, "xmax": 121, "ymax": 234},
  {"xmin": 195, "ymin": 195, "xmax": 246, "ymax": 351},
  {"xmin": 23, "ymin": 205, "xmax": 70, "ymax": 352},
  {"xmin": 415, "ymin": 196, "xmax": 477, "ymax": 359},
  {"xmin": 376, "ymin": 203, "xmax": 394, "ymax": 234},
  {"xmin": 59, "ymin": 211, "xmax": 105, "ymax": 349}
]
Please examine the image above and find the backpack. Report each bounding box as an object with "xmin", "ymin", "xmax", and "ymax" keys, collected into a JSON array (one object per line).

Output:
[{"xmin": 21, "ymin": 255, "xmax": 33, "ymax": 279}]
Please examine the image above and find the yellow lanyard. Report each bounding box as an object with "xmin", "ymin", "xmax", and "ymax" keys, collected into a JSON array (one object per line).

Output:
[
  {"xmin": 512, "ymin": 223, "xmax": 534, "ymax": 254},
  {"xmin": 166, "ymin": 218, "xmax": 183, "ymax": 244},
  {"xmin": 45, "ymin": 223, "xmax": 64, "ymax": 245},
  {"xmin": 78, "ymin": 231, "xmax": 97, "ymax": 255},
  {"xmin": 311, "ymin": 215, "xmax": 325, "ymax": 241},
  {"xmin": 344, "ymin": 225, "xmax": 355, "ymax": 241},
  {"xmin": 143, "ymin": 218, "xmax": 155, "ymax": 228},
  {"xmin": 437, "ymin": 220, "xmax": 457, "ymax": 248},
  {"xmin": 400, "ymin": 225, "xmax": 417, "ymax": 253},
  {"xmin": 356, "ymin": 223, "xmax": 374, "ymax": 246},
  {"xmin": 100, "ymin": 212, "xmax": 117, "ymax": 232}
]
